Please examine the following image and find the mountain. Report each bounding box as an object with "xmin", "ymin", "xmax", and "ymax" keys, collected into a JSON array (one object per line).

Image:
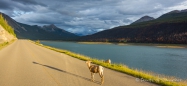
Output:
[
  {"xmin": 157, "ymin": 9, "xmax": 187, "ymax": 20},
  {"xmin": 131, "ymin": 16, "xmax": 155, "ymax": 24},
  {"xmin": 80, "ymin": 9, "xmax": 187, "ymax": 44},
  {"xmin": 0, "ymin": 12, "xmax": 79, "ymax": 40},
  {"xmin": 42, "ymin": 24, "xmax": 77, "ymax": 38}
]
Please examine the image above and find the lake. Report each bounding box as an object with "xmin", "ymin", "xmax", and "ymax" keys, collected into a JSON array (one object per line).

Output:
[{"xmin": 40, "ymin": 41, "xmax": 187, "ymax": 79}]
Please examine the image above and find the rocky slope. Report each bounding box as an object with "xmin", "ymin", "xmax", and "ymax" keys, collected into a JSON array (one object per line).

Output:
[{"xmin": 0, "ymin": 25, "xmax": 16, "ymax": 43}]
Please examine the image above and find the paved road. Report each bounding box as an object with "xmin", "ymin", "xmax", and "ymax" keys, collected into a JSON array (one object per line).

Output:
[{"xmin": 0, "ymin": 40, "xmax": 157, "ymax": 86}]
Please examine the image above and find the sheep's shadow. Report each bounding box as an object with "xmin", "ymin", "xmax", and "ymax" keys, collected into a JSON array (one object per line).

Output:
[{"xmin": 33, "ymin": 62, "xmax": 100, "ymax": 85}]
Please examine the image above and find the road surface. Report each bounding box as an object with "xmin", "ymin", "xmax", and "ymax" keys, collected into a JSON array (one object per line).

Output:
[{"xmin": 0, "ymin": 40, "xmax": 157, "ymax": 86}]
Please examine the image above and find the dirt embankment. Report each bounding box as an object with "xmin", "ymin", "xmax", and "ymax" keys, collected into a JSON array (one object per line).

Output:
[{"xmin": 0, "ymin": 25, "xmax": 16, "ymax": 43}]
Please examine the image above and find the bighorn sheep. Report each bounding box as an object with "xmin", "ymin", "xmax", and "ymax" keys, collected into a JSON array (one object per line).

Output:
[
  {"xmin": 104, "ymin": 59, "xmax": 111, "ymax": 64},
  {"xmin": 86, "ymin": 61, "xmax": 104, "ymax": 85}
]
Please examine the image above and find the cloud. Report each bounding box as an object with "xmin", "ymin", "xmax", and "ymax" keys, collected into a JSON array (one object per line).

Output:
[
  {"xmin": 0, "ymin": 0, "xmax": 44, "ymax": 17},
  {"xmin": 0, "ymin": 0, "xmax": 187, "ymax": 35},
  {"xmin": 0, "ymin": 0, "xmax": 13, "ymax": 10},
  {"xmin": 12, "ymin": 0, "xmax": 47, "ymax": 6}
]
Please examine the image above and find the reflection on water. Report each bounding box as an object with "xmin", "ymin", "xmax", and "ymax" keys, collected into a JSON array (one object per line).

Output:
[{"xmin": 41, "ymin": 41, "xmax": 187, "ymax": 79}]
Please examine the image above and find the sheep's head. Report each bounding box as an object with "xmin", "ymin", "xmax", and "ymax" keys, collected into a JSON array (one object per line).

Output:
[{"xmin": 86, "ymin": 61, "xmax": 92, "ymax": 64}]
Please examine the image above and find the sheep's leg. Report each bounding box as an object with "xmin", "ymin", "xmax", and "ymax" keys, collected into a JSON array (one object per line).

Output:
[
  {"xmin": 91, "ymin": 73, "xmax": 93, "ymax": 81},
  {"xmin": 91, "ymin": 73, "xmax": 95, "ymax": 82},
  {"xmin": 99, "ymin": 66, "xmax": 104, "ymax": 85},
  {"xmin": 93, "ymin": 73, "xmax": 95, "ymax": 82},
  {"xmin": 101, "ymin": 76, "xmax": 104, "ymax": 85},
  {"xmin": 99, "ymin": 72, "xmax": 104, "ymax": 85}
]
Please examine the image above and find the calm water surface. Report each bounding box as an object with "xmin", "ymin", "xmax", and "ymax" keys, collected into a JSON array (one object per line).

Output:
[{"xmin": 40, "ymin": 41, "xmax": 187, "ymax": 79}]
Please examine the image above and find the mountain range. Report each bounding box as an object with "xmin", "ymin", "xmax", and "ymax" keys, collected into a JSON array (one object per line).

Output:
[
  {"xmin": 80, "ymin": 9, "xmax": 187, "ymax": 44},
  {"xmin": 0, "ymin": 12, "xmax": 79, "ymax": 40},
  {"xmin": 1, "ymin": 9, "xmax": 187, "ymax": 44}
]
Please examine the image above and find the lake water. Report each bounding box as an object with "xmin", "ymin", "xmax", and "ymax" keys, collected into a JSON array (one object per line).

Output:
[{"xmin": 40, "ymin": 41, "xmax": 187, "ymax": 79}]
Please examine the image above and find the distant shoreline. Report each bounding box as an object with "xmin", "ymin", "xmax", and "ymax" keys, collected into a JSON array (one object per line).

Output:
[
  {"xmin": 38, "ymin": 40, "xmax": 187, "ymax": 48},
  {"xmin": 77, "ymin": 42, "xmax": 112, "ymax": 44},
  {"xmin": 77, "ymin": 41, "xmax": 187, "ymax": 48},
  {"xmin": 156, "ymin": 46, "xmax": 185, "ymax": 48}
]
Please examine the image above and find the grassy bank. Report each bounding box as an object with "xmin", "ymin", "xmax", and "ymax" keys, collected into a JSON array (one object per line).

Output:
[
  {"xmin": 31, "ymin": 40, "xmax": 186, "ymax": 86},
  {"xmin": 0, "ymin": 14, "xmax": 16, "ymax": 37},
  {"xmin": 0, "ymin": 39, "xmax": 16, "ymax": 50}
]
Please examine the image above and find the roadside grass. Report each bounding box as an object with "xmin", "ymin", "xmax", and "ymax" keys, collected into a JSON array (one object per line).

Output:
[
  {"xmin": 0, "ymin": 39, "xmax": 15, "ymax": 50},
  {"xmin": 0, "ymin": 14, "xmax": 16, "ymax": 37},
  {"xmin": 31, "ymin": 40, "xmax": 186, "ymax": 86}
]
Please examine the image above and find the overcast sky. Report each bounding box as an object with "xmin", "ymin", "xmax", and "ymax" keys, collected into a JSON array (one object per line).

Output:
[{"xmin": 0, "ymin": 0, "xmax": 187, "ymax": 35}]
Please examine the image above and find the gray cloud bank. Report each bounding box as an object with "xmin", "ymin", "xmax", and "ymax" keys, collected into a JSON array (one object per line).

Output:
[{"xmin": 0, "ymin": 0, "xmax": 187, "ymax": 35}]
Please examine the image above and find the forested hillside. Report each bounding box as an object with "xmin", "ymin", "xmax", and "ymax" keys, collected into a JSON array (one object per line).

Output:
[{"xmin": 80, "ymin": 10, "xmax": 187, "ymax": 44}]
